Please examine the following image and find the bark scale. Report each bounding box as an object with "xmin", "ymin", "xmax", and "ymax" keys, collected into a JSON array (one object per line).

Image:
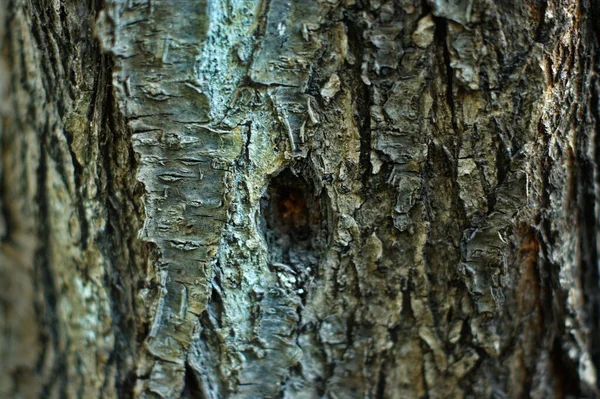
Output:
[{"xmin": 1, "ymin": 0, "xmax": 599, "ymax": 398}]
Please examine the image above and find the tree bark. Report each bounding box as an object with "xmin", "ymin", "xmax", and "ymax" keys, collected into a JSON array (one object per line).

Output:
[{"xmin": 1, "ymin": 0, "xmax": 599, "ymax": 398}]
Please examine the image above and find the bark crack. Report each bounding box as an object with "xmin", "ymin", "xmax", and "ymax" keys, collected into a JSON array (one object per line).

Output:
[{"xmin": 434, "ymin": 16, "xmax": 458, "ymax": 137}]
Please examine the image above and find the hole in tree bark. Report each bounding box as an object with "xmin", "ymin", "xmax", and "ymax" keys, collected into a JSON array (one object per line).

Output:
[
  {"xmin": 261, "ymin": 168, "xmax": 325, "ymax": 274},
  {"xmin": 182, "ymin": 362, "xmax": 204, "ymax": 399}
]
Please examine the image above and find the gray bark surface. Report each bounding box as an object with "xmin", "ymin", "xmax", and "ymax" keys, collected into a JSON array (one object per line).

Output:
[{"xmin": 1, "ymin": 0, "xmax": 599, "ymax": 398}]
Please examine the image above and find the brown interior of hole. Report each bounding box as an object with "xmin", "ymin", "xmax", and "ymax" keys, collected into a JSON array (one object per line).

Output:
[{"xmin": 263, "ymin": 169, "xmax": 320, "ymax": 243}]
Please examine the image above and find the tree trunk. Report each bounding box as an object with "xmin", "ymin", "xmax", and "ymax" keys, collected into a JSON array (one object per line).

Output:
[{"xmin": 1, "ymin": 0, "xmax": 599, "ymax": 398}]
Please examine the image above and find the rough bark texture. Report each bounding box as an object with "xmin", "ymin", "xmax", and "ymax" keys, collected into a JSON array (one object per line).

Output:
[{"xmin": 1, "ymin": 0, "xmax": 600, "ymax": 398}]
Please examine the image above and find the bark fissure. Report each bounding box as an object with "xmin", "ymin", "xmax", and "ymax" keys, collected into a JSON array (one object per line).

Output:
[
  {"xmin": 434, "ymin": 16, "xmax": 457, "ymax": 137},
  {"xmin": 35, "ymin": 128, "xmax": 63, "ymax": 398}
]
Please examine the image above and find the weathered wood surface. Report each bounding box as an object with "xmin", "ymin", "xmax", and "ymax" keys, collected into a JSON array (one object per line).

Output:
[{"xmin": 1, "ymin": 0, "xmax": 599, "ymax": 398}]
